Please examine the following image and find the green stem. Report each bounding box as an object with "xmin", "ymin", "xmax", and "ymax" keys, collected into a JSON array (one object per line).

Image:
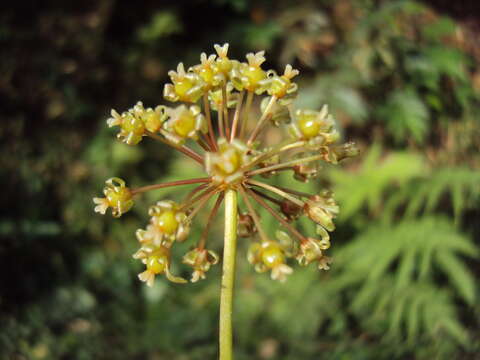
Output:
[{"xmin": 220, "ymin": 188, "xmax": 238, "ymax": 360}]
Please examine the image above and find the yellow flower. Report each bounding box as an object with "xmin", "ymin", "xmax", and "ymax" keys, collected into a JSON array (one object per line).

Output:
[
  {"xmin": 289, "ymin": 106, "xmax": 339, "ymax": 147},
  {"xmin": 163, "ymin": 105, "xmax": 207, "ymax": 143},
  {"xmin": 248, "ymin": 241, "xmax": 293, "ymax": 282},
  {"xmin": 182, "ymin": 247, "xmax": 219, "ymax": 282},
  {"xmin": 163, "ymin": 63, "xmax": 206, "ymax": 103},
  {"xmin": 93, "ymin": 177, "xmax": 133, "ymax": 218},
  {"xmin": 133, "ymin": 244, "xmax": 187, "ymax": 286},
  {"xmin": 136, "ymin": 201, "xmax": 189, "ymax": 246}
]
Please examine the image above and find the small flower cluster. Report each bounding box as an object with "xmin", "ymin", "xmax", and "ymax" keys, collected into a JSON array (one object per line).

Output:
[{"xmin": 94, "ymin": 44, "xmax": 357, "ymax": 286}]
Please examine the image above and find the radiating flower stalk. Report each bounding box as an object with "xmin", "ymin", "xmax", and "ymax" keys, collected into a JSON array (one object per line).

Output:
[{"xmin": 93, "ymin": 44, "xmax": 358, "ymax": 359}]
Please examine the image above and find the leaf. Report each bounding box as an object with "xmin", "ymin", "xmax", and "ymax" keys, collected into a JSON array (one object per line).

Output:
[
  {"xmin": 377, "ymin": 89, "xmax": 429, "ymax": 144},
  {"xmin": 138, "ymin": 12, "xmax": 183, "ymax": 43},
  {"xmin": 329, "ymin": 144, "xmax": 424, "ymax": 220},
  {"xmin": 436, "ymin": 251, "xmax": 476, "ymax": 305}
]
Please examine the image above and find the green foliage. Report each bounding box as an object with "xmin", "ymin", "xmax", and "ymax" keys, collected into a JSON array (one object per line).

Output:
[
  {"xmin": 385, "ymin": 166, "xmax": 480, "ymax": 223},
  {"xmin": 332, "ymin": 217, "xmax": 476, "ymax": 353},
  {"xmin": 138, "ymin": 12, "xmax": 183, "ymax": 43},
  {"xmin": 329, "ymin": 144, "xmax": 424, "ymax": 220},
  {"xmin": 377, "ymin": 89, "xmax": 429, "ymax": 143}
]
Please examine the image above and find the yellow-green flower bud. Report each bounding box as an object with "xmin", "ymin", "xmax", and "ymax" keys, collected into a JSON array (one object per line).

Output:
[
  {"xmin": 231, "ymin": 51, "xmax": 267, "ymax": 93},
  {"xmin": 135, "ymin": 244, "xmax": 187, "ymax": 286},
  {"xmin": 266, "ymin": 65, "xmax": 299, "ymax": 100},
  {"xmin": 296, "ymin": 237, "xmax": 332, "ymax": 270},
  {"xmin": 182, "ymin": 247, "xmax": 219, "ymax": 282},
  {"xmin": 213, "ymin": 43, "xmax": 233, "ymax": 76},
  {"xmin": 107, "ymin": 109, "xmax": 145, "ymax": 145},
  {"xmin": 247, "ymin": 241, "xmax": 293, "ymax": 282},
  {"xmin": 289, "ymin": 106, "xmax": 338, "ymax": 148},
  {"xmin": 163, "ymin": 105, "xmax": 207, "ymax": 144},
  {"xmin": 163, "ymin": 63, "xmax": 206, "ymax": 103},
  {"xmin": 304, "ymin": 193, "xmax": 339, "ymax": 232},
  {"xmin": 205, "ymin": 138, "xmax": 250, "ymax": 184},
  {"xmin": 142, "ymin": 200, "xmax": 189, "ymax": 245},
  {"xmin": 93, "ymin": 177, "xmax": 133, "ymax": 218},
  {"xmin": 238, "ymin": 212, "xmax": 256, "ymax": 238}
]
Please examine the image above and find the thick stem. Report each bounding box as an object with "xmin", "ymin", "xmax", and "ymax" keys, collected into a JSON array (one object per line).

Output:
[{"xmin": 220, "ymin": 188, "xmax": 238, "ymax": 360}]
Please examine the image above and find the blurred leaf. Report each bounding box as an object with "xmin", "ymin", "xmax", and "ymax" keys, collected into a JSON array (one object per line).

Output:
[
  {"xmin": 377, "ymin": 89, "xmax": 429, "ymax": 144},
  {"xmin": 329, "ymin": 144, "xmax": 424, "ymax": 220},
  {"xmin": 138, "ymin": 12, "xmax": 183, "ymax": 43},
  {"xmin": 243, "ymin": 22, "xmax": 281, "ymax": 50}
]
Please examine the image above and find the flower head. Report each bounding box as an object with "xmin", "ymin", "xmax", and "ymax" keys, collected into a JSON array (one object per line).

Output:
[{"xmin": 94, "ymin": 44, "xmax": 358, "ymax": 287}]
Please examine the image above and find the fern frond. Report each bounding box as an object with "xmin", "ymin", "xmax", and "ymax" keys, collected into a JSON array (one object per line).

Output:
[
  {"xmin": 335, "ymin": 217, "xmax": 478, "ymax": 304},
  {"xmin": 329, "ymin": 144, "xmax": 424, "ymax": 221},
  {"xmin": 389, "ymin": 167, "xmax": 480, "ymax": 223}
]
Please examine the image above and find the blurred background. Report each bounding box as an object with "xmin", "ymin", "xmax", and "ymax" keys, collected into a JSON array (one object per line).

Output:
[{"xmin": 1, "ymin": 0, "xmax": 479, "ymax": 359}]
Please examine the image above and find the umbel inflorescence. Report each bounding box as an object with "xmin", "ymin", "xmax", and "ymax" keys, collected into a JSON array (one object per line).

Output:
[{"xmin": 93, "ymin": 44, "xmax": 358, "ymax": 287}]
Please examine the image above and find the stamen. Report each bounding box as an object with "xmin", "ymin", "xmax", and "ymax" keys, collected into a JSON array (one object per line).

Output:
[
  {"xmin": 247, "ymin": 95, "xmax": 277, "ymax": 146},
  {"xmin": 131, "ymin": 177, "xmax": 211, "ymax": 195},
  {"xmin": 247, "ymin": 187, "xmax": 306, "ymax": 242},
  {"xmin": 146, "ymin": 131, "xmax": 204, "ymax": 165},
  {"xmin": 246, "ymin": 179, "xmax": 304, "ymax": 207},
  {"xmin": 230, "ymin": 90, "xmax": 245, "ymax": 142},
  {"xmin": 238, "ymin": 186, "xmax": 269, "ymax": 242},
  {"xmin": 198, "ymin": 193, "xmax": 225, "ymax": 249}
]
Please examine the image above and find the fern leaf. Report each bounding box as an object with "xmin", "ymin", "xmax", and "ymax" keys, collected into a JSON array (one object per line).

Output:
[{"xmin": 436, "ymin": 251, "xmax": 476, "ymax": 305}]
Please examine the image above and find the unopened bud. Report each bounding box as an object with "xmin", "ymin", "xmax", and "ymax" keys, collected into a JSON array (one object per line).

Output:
[
  {"xmin": 280, "ymin": 199, "xmax": 302, "ymax": 221},
  {"xmin": 332, "ymin": 142, "xmax": 359, "ymax": 162},
  {"xmin": 238, "ymin": 212, "xmax": 256, "ymax": 237}
]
